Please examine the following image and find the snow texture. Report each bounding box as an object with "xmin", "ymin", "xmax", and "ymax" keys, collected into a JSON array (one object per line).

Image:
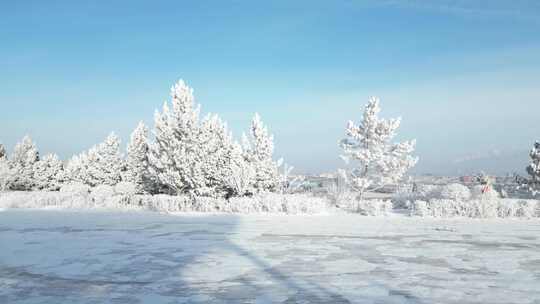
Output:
[{"xmin": 1, "ymin": 210, "xmax": 540, "ymax": 303}]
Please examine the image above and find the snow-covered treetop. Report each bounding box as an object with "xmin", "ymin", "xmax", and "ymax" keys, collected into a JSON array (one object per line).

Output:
[
  {"xmin": 11, "ymin": 135, "xmax": 39, "ymax": 167},
  {"xmin": 250, "ymin": 113, "xmax": 274, "ymax": 161},
  {"xmin": 342, "ymin": 97, "xmax": 402, "ymax": 151}
]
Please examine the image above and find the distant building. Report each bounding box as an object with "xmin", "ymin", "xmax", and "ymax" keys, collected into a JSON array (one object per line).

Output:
[{"xmin": 460, "ymin": 176, "xmax": 474, "ymax": 184}]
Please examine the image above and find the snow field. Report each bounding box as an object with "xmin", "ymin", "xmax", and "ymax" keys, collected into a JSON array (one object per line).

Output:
[{"xmin": 1, "ymin": 210, "xmax": 540, "ymax": 303}]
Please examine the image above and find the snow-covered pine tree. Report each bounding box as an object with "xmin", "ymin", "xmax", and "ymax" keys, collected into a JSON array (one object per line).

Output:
[
  {"xmin": 0, "ymin": 145, "xmax": 14, "ymax": 190},
  {"xmin": 339, "ymin": 96, "xmax": 418, "ymax": 202},
  {"xmin": 148, "ymin": 79, "xmax": 207, "ymax": 195},
  {"xmin": 0, "ymin": 158, "xmax": 16, "ymax": 191},
  {"xmin": 9, "ymin": 135, "xmax": 40, "ymax": 190},
  {"xmin": 66, "ymin": 133, "xmax": 123, "ymax": 187},
  {"xmin": 198, "ymin": 114, "xmax": 244, "ymax": 197},
  {"xmin": 87, "ymin": 132, "xmax": 124, "ymax": 186},
  {"xmin": 242, "ymin": 113, "xmax": 280, "ymax": 192},
  {"xmin": 124, "ymin": 122, "xmax": 152, "ymax": 193},
  {"xmin": 65, "ymin": 152, "xmax": 89, "ymax": 184},
  {"xmin": 227, "ymin": 140, "xmax": 256, "ymax": 196},
  {"xmin": 0, "ymin": 143, "xmax": 6, "ymax": 160},
  {"xmin": 526, "ymin": 141, "xmax": 540, "ymax": 195},
  {"xmin": 33, "ymin": 153, "xmax": 65, "ymax": 191}
]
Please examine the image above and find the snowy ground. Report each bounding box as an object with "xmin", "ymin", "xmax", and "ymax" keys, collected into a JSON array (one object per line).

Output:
[{"xmin": 1, "ymin": 210, "xmax": 540, "ymax": 303}]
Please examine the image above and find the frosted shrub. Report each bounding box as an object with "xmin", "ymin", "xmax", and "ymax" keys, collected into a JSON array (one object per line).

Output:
[
  {"xmin": 282, "ymin": 193, "xmax": 328, "ymax": 214},
  {"xmin": 115, "ymin": 181, "xmax": 137, "ymax": 196},
  {"xmin": 393, "ymin": 186, "xmax": 414, "ymax": 209},
  {"xmin": 224, "ymin": 193, "xmax": 328, "ymax": 214},
  {"xmin": 471, "ymin": 185, "xmax": 500, "ymax": 201},
  {"xmin": 417, "ymin": 184, "xmax": 442, "ymax": 200},
  {"xmin": 473, "ymin": 199, "xmax": 498, "ymax": 218},
  {"xmin": 226, "ymin": 196, "xmax": 259, "ymax": 213},
  {"xmin": 60, "ymin": 182, "xmax": 90, "ymax": 196},
  {"xmin": 347, "ymin": 199, "xmax": 393, "ymax": 216},
  {"xmin": 410, "ymin": 198, "xmax": 538, "ymax": 218},
  {"xmin": 327, "ymin": 177, "xmax": 356, "ymax": 207},
  {"xmin": 193, "ymin": 196, "xmax": 227, "ymax": 212},
  {"xmin": 498, "ymin": 200, "xmax": 538, "ymax": 218},
  {"xmin": 396, "ymin": 184, "xmax": 441, "ymax": 205},
  {"xmin": 129, "ymin": 194, "xmax": 192, "ymax": 212},
  {"xmin": 517, "ymin": 200, "xmax": 538, "ymax": 218},
  {"xmin": 0, "ymin": 191, "xmax": 90, "ymax": 209},
  {"xmin": 439, "ymin": 183, "xmax": 471, "ymax": 201},
  {"xmin": 91, "ymin": 185, "xmax": 115, "ymax": 204},
  {"xmin": 410, "ymin": 200, "xmax": 429, "ymax": 217},
  {"xmin": 258, "ymin": 193, "xmax": 287, "ymax": 213}
]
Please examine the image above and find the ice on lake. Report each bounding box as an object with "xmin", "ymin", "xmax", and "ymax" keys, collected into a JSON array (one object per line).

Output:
[{"xmin": 1, "ymin": 209, "xmax": 540, "ymax": 303}]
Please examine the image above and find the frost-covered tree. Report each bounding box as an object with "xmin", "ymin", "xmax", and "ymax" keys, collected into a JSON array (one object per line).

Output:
[
  {"xmin": 242, "ymin": 113, "xmax": 280, "ymax": 192},
  {"xmin": 0, "ymin": 143, "xmax": 10, "ymax": 190},
  {"xmin": 148, "ymin": 79, "xmax": 284, "ymax": 197},
  {"xmin": 526, "ymin": 141, "xmax": 540, "ymax": 195},
  {"xmin": 66, "ymin": 133, "xmax": 123, "ymax": 187},
  {"xmin": 124, "ymin": 122, "xmax": 152, "ymax": 193},
  {"xmin": 87, "ymin": 132, "xmax": 124, "ymax": 186},
  {"xmin": 148, "ymin": 79, "xmax": 208, "ymax": 195},
  {"xmin": 65, "ymin": 152, "xmax": 89, "ymax": 184},
  {"xmin": 0, "ymin": 143, "xmax": 6, "ymax": 160},
  {"xmin": 9, "ymin": 135, "xmax": 39, "ymax": 190},
  {"xmin": 0, "ymin": 159, "xmax": 16, "ymax": 190},
  {"xmin": 227, "ymin": 141, "xmax": 257, "ymax": 196},
  {"xmin": 339, "ymin": 97, "xmax": 418, "ymax": 201},
  {"xmin": 33, "ymin": 153, "xmax": 65, "ymax": 191},
  {"xmin": 198, "ymin": 114, "xmax": 234, "ymax": 196}
]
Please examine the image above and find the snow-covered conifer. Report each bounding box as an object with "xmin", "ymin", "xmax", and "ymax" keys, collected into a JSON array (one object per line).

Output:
[
  {"xmin": 526, "ymin": 141, "xmax": 540, "ymax": 195},
  {"xmin": 124, "ymin": 122, "xmax": 152, "ymax": 193},
  {"xmin": 66, "ymin": 133, "xmax": 123, "ymax": 187},
  {"xmin": 148, "ymin": 79, "xmax": 207, "ymax": 195},
  {"xmin": 9, "ymin": 135, "xmax": 39, "ymax": 190},
  {"xmin": 33, "ymin": 154, "xmax": 65, "ymax": 191},
  {"xmin": 87, "ymin": 132, "xmax": 123, "ymax": 186},
  {"xmin": 0, "ymin": 143, "xmax": 6, "ymax": 160},
  {"xmin": 65, "ymin": 152, "xmax": 88, "ymax": 184},
  {"xmin": 0, "ymin": 158, "xmax": 16, "ymax": 190},
  {"xmin": 199, "ymin": 114, "xmax": 248, "ymax": 197},
  {"xmin": 339, "ymin": 97, "xmax": 418, "ymax": 201},
  {"xmin": 227, "ymin": 141, "xmax": 257, "ymax": 196},
  {"xmin": 242, "ymin": 113, "xmax": 280, "ymax": 192}
]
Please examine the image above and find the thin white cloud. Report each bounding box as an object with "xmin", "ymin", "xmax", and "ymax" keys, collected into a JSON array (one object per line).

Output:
[{"xmin": 376, "ymin": 0, "xmax": 540, "ymax": 23}]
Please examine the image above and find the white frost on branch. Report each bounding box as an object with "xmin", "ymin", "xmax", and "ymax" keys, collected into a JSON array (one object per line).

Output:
[
  {"xmin": 66, "ymin": 133, "xmax": 123, "ymax": 187},
  {"xmin": 339, "ymin": 97, "xmax": 418, "ymax": 200},
  {"xmin": 124, "ymin": 122, "xmax": 152, "ymax": 193},
  {"xmin": 526, "ymin": 141, "xmax": 540, "ymax": 195},
  {"xmin": 33, "ymin": 153, "xmax": 65, "ymax": 191},
  {"xmin": 9, "ymin": 135, "xmax": 39, "ymax": 190},
  {"xmin": 242, "ymin": 113, "xmax": 280, "ymax": 192}
]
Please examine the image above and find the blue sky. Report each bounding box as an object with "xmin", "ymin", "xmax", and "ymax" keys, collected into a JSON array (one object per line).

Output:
[{"xmin": 1, "ymin": 0, "xmax": 539, "ymax": 175}]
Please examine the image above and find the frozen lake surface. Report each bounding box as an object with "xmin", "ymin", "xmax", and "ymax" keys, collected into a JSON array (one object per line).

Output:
[{"xmin": 1, "ymin": 209, "xmax": 540, "ymax": 303}]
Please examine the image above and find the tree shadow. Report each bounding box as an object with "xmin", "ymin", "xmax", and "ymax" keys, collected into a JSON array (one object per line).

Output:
[{"xmin": 0, "ymin": 210, "xmax": 427, "ymax": 303}]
